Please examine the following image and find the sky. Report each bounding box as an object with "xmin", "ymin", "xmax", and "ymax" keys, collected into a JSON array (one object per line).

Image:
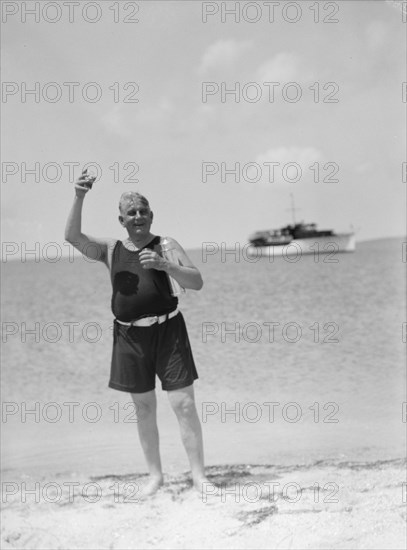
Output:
[{"xmin": 1, "ymin": 0, "xmax": 406, "ymax": 257}]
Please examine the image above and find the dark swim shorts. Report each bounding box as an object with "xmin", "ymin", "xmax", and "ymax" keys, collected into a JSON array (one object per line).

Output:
[{"xmin": 108, "ymin": 311, "xmax": 198, "ymax": 393}]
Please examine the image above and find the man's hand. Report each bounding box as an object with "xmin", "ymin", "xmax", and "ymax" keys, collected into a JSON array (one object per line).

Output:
[
  {"xmin": 74, "ymin": 169, "xmax": 95, "ymax": 198},
  {"xmin": 139, "ymin": 249, "xmax": 168, "ymax": 271}
]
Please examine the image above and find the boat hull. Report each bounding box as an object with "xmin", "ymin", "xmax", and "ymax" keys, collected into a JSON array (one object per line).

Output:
[{"xmin": 246, "ymin": 233, "xmax": 356, "ymax": 258}]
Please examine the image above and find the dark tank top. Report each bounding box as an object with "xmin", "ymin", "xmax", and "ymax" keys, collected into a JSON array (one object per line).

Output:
[{"xmin": 110, "ymin": 236, "xmax": 178, "ymax": 321}]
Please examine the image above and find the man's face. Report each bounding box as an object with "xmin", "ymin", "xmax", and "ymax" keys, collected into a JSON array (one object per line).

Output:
[{"xmin": 119, "ymin": 199, "xmax": 153, "ymax": 237}]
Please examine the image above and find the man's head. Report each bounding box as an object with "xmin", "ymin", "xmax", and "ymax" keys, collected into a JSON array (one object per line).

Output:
[
  {"xmin": 119, "ymin": 191, "xmax": 150, "ymax": 214},
  {"xmin": 118, "ymin": 191, "xmax": 154, "ymax": 238}
]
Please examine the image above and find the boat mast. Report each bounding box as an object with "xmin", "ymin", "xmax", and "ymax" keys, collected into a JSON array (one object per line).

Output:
[{"xmin": 288, "ymin": 193, "xmax": 300, "ymax": 225}]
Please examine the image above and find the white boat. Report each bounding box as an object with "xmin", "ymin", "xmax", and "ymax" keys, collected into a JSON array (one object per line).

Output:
[
  {"xmin": 246, "ymin": 229, "xmax": 356, "ymax": 258},
  {"xmin": 247, "ymin": 195, "xmax": 356, "ymax": 258}
]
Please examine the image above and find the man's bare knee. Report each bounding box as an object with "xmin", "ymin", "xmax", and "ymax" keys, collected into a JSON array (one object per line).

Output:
[
  {"xmin": 168, "ymin": 388, "xmax": 196, "ymax": 418},
  {"xmin": 131, "ymin": 391, "xmax": 157, "ymax": 421}
]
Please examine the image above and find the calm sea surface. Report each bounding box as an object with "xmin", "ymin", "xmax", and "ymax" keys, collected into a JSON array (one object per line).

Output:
[{"xmin": 1, "ymin": 238, "xmax": 405, "ymax": 477}]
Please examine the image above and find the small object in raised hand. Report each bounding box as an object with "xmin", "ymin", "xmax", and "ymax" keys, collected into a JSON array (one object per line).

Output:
[
  {"xmin": 82, "ymin": 175, "xmax": 96, "ymax": 189},
  {"xmin": 80, "ymin": 169, "xmax": 96, "ymax": 189}
]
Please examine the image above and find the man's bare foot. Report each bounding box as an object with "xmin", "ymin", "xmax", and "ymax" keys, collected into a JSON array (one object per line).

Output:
[
  {"xmin": 139, "ymin": 475, "xmax": 164, "ymax": 499},
  {"xmin": 193, "ymin": 476, "xmax": 220, "ymax": 499}
]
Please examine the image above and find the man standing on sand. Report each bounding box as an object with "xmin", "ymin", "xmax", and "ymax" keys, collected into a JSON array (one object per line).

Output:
[{"xmin": 65, "ymin": 169, "xmax": 208, "ymax": 496}]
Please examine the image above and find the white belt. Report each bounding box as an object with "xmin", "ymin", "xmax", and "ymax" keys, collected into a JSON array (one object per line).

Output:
[{"xmin": 115, "ymin": 308, "xmax": 179, "ymax": 327}]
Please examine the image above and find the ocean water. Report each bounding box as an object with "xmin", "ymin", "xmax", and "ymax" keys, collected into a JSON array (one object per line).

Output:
[{"xmin": 1, "ymin": 237, "xmax": 405, "ymax": 477}]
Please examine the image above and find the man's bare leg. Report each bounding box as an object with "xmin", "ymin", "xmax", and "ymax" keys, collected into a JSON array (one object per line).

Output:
[
  {"xmin": 131, "ymin": 390, "xmax": 164, "ymax": 496},
  {"xmin": 167, "ymin": 384, "xmax": 211, "ymax": 492}
]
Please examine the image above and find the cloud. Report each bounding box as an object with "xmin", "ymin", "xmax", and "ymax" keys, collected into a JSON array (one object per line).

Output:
[
  {"xmin": 101, "ymin": 98, "xmax": 175, "ymax": 137},
  {"xmin": 101, "ymin": 105, "xmax": 132, "ymax": 138},
  {"xmin": 236, "ymin": 146, "xmax": 325, "ymax": 184},
  {"xmin": 199, "ymin": 39, "xmax": 251, "ymax": 73},
  {"xmin": 257, "ymin": 52, "xmax": 299, "ymax": 82},
  {"xmin": 256, "ymin": 146, "xmax": 323, "ymax": 167}
]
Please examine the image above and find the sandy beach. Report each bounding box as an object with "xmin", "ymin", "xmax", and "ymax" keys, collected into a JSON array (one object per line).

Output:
[{"xmin": 1, "ymin": 458, "xmax": 405, "ymax": 550}]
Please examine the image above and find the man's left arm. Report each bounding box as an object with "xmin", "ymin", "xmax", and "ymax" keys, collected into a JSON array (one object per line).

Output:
[{"xmin": 139, "ymin": 237, "xmax": 203, "ymax": 290}]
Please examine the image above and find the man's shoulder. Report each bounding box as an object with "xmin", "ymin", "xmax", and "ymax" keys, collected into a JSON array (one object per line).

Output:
[
  {"xmin": 159, "ymin": 237, "xmax": 189, "ymax": 258},
  {"xmin": 160, "ymin": 236, "xmax": 181, "ymax": 247},
  {"xmin": 89, "ymin": 237, "xmax": 119, "ymax": 249},
  {"xmin": 106, "ymin": 238, "xmax": 120, "ymax": 248}
]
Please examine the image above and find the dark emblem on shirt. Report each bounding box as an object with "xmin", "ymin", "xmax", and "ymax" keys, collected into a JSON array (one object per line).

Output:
[{"xmin": 113, "ymin": 271, "xmax": 140, "ymax": 296}]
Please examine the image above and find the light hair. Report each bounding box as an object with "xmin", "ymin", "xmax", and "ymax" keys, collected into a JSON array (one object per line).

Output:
[{"xmin": 118, "ymin": 192, "xmax": 150, "ymax": 214}]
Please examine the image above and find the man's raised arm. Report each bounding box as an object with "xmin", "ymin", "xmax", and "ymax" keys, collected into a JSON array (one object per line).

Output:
[{"xmin": 64, "ymin": 170, "xmax": 111, "ymax": 264}]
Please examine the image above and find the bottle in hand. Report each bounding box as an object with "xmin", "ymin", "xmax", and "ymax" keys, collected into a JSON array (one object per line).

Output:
[{"xmin": 160, "ymin": 237, "xmax": 185, "ymax": 297}]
